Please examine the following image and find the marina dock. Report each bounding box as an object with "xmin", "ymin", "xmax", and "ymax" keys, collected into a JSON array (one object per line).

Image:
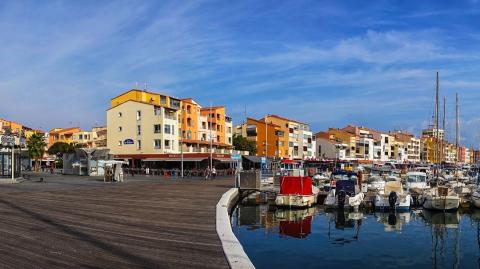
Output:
[{"xmin": 0, "ymin": 173, "xmax": 232, "ymax": 269}]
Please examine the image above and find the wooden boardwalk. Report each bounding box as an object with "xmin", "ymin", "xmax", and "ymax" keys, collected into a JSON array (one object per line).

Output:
[{"xmin": 0, "ymin": 174, "xmax": 233, "ymax": 269}]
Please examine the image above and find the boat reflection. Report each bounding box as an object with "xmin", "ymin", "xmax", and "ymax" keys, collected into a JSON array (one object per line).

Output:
[
  {"xmin": 375, "ymin": 212, "xmax": 411, "ymax": 232},
  {"xmin": 276, "ymin": 208, "xmax": 316, "ymax": 239},
  {"xmin": 325, "ymin": 209, "xmax": 363, "ymax": 244},
  {"xmin": 234, "ymin": 204, "xmax": 317, "ymax": 238},
  {"xmin": 422, "ymin": 210, "xmax": 460, "ymax": 228}
]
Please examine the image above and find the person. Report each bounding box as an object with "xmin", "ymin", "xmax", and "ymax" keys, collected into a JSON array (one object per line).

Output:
[
  {"xmin": 145, "ymin": 167, "xmax": 150, "ymax": 176},
  {"xmin": 204, "ymin": 167, "xmax": 210, "ymax": 181},
  {"xmin": 130, "ymin": 168, "xmax": 135, "ymax": 177},
  {"xmin": 212, "ymin": 167, "xmax": 217, "ymax": 179}
]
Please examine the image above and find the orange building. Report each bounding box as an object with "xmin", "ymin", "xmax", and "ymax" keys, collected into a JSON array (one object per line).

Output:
[
  {"xmin": 181, "ymin": 98, "xmax": 201, "ymax": 141},
  {"xmin": 235, "ymin": 118, "xmax": 287, "ymax": 158},
  {"xmin": 200, "ymin": 106, "xmax": 227, "ymax": 144},
  {"xmin": 0, "ymin": 118, "xmax": 29, "ymax": 135},
  {"xmin": 48, "ymin": 127, "xmax": 82, "ymax": 148}
]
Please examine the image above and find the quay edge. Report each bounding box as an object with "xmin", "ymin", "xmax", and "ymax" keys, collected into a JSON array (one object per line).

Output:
[{"xmin": 216, "ymin": 188, "xmax": 255, "ymax": 269}]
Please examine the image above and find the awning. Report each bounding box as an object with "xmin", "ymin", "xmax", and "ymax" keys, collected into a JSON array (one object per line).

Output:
[
  {"xmin": 242, "ymin": 155, "xmax": 262, "ymax": 163},
  {"xmin": 144, "ymin": 157, "xmax": 207, "ymax": 162},
  {"xmin": 214, "ymin": 158, "xmax": 234, "ymax": 162}
]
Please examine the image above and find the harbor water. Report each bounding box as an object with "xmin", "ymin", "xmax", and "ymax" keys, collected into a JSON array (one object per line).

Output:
[{"xmin": 232, "ymin": 204, "xmax": 480, "ymax": 269}]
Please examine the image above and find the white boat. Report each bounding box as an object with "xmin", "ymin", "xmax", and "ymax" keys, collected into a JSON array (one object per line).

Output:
[
  {"xmin": 367, "ymin": 175, "xmax": 385, "ymax": 192},
  {"xmin": 471, "ymin": 187, "xmax": 480, "ymax": 208},
  {"xmin": 406, "ymin": 172, "xmax": 429, "ymax": 192},
  {"xmin": 374, "ymin": 181, "xmax": 412, "ymax": 212},
  {"xmin": 324, "ymin": 178, "xmax": 364, "ymax": 210},
  {"xmin": 422, "ymin": 186, "xmax": 460, "ymax": 211}
]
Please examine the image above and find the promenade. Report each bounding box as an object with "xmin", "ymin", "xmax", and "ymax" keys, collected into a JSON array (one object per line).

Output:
[{"xmin": 0, "ymin": 173, "xmax": 233, "ymax": 269}]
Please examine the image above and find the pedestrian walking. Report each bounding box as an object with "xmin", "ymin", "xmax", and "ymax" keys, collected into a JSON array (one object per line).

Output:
[
  {"xmin": 204, "ymin": 167, "xmax": 210, "ymax": 181},
  {"xmin": 212, "ymin": 167, "xmax": 217, "ymax": 179}
]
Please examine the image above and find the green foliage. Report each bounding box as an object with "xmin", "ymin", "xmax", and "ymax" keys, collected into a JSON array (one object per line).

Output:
[
  {"xmin": 233, "ymin": 134, "xmax": 256, "ymax": 155},
  {"xmin": 47, "ymin": 142, "xmax": 76, "ymax": 155},
  {"xmin": 26, "ymin": 133, "xmax": 47, "ymax": 171}
]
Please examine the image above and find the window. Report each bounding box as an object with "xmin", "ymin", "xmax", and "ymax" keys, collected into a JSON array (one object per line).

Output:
[
  {"xmin": 160, "ymin": 96, "xmax": 167, "ymax": 104},
  {"xmin": 187, "ymin": 131, "xmax": 192, "ymax": 139},
  {"xmin": 118, "ymin": 141, "xmax": 122, "ymax": 146},
  {"xmin": 118, "ymin": 126, "xmax": 122, "ymax": 132},
  {"xmin": 202, "ymin": 122, "xmax": 207, "ymax": 129},
  {"xmin": 136, "ymin": 110, "xmax": 141, "ymax": 120},
  {"xmin": 228, "ymin": 127, "xmax": 232, "ymax": 134},
  {"xmin": 154, "ymin": 124, "xmax": 161, "ymax": 133},
  {"xmin": 118, "ymin": 112, "xmax": 122, "ymax": 117},
  {"xmin": 165, "ymin": 139, "xmax": 170, "ymax": 149},
  {"xmin": 154, "ymin": 107, "xmax": 161, "ymax": 116},
  {"xmin": 154, "ymin": 139, "xmax": 161, "ymax": 149},
  {"xmin": 228, "ymin": 137, "xmax": 232, "ymax": 144},
  {"xmin": 79, "ymin": 134, "xmax": 83, "ymax": 140},
  {"xmin": 137, "ymin": 140, "xmax": 142, "ymax": 150},
  {"xmin": 164, "ymin": 125, "xmax": 171, "ymax": 134},
  {"xmin": 137, "ymin": 125, "xmax": 141, "ymax": 135}
]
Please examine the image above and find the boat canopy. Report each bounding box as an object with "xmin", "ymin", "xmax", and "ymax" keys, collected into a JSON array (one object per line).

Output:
[{"xmin": 336, "ymin": 180, "xmax": 356, "ymax": 196}]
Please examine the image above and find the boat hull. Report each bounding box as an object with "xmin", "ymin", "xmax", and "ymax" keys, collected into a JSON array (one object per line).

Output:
[
  {"xmin": 472, "ymin": 193, "xmax": 480, "ymax": 208},
  {"xmin": 374, "ymin": 194, "xmax": 411, "ymax": 212},
  {"xmin": 323, "ymin": 192, "xmax": 364, "ymax": 210},
  {"xmin": 423, "ymin": 196, "xmax": 460, "ymax": 211},
  {"xmin": 275, "ymin": 194, "xmax": 316, "ymax": 208}
]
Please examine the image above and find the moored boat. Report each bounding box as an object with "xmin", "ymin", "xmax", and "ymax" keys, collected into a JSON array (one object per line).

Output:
[
  {"xmin": 374, "ymin": 181, "xmax": 412, "ymax": 212},
  {"xmin": 275, "ymin": 176, "xmax": 318, "ymax": 208},
  {"xmin": 422, "ymin": 186, "xmax": 460, "ymax": 211},
  {"xmin": 324, "ymin": 174, "xmax": 364, "ymax": 210}
]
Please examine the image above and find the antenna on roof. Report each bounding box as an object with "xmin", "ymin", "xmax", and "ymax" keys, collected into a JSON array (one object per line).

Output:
[{"xmin": 144, "ymin": 83, "xmax": 148, "ymax": 90}]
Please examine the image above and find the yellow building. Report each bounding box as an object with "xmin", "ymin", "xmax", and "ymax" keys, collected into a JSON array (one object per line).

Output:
[
  {"xmin": 107, "ymin": 89, "xmax": 235, "ymax": 166},
  {"xmin": 48, "ymin": 127, "xmax": 81, "ymax": 148}
]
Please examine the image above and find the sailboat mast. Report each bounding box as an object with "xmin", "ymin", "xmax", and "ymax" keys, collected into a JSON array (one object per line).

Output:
[
  {"xmin": 456, "ymin": 93, "xmax": 459, "ymax": 163},
  {"xmin": 435, "ymin": 72, "xmax": 440, "ymax": 166},
  {"xmin": 442, "ymin": 96, "xmax": 446, "ymax": 164}
]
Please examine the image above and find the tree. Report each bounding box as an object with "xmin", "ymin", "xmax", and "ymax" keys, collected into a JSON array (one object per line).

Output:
[
  {"xmin": 26, "ymin": 133, "xmax": 47, "ymax": 171},
  {"xmin": 233, "ymin": 134, "xmax": 257, "ymax": 155},
  {"xmin": 47, "ymin": 142, "xmax": 76, "ymax": 155}
]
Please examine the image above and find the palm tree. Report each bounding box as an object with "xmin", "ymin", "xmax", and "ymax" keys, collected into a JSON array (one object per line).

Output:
[{"xmin": 26, "ymin": 133, "xmax": 47, "ymax": 171}]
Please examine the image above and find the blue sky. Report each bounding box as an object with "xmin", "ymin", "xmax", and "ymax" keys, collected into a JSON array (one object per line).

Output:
[{"xmin": 1, "ymin": 0, "xmax": 480, "ymax": 146}]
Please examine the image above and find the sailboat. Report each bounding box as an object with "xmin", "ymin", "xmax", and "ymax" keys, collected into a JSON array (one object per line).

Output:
[{"xmin": 423, "ymin": 73, "xmax": 460, "ymax": 211}]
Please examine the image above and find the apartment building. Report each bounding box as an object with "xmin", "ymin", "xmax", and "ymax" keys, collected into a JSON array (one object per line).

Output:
[
  {"xmin": 180, "ymin": 99, "xmax": 233, "ymax": 154},
  {"xmin": 315, "ymin": 131, "xmax": 349, "ymax": 160},
  {"xmin": 107, "ymin": 89, "xmax": 235, "ymax": 166},
  {"xmin": 234, "ymin": 118, "xmax": 288, "ymax": 158},
  {"xmin": 262, "ymin": 115, "xmax": 314, "ymax": 159},
  {"xmin": 234, "ymin": 115, "xmax": 313, "ymax": 160},
  {"xmin": 48, "ymin": 127, "xmax": 82, "ymax": 148},
  {"xmin": 107, "ymin": 90, "xmax": 182, "ymax": 157}
]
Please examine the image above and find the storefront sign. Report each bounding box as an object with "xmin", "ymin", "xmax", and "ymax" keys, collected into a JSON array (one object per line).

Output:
[
  {"xmin": 124, "ymin": 139, "xmax": 134, "ymax": 145},
  {"xmin": 1, "ymin": 135, "xmax": 15, "ymax": 146}
]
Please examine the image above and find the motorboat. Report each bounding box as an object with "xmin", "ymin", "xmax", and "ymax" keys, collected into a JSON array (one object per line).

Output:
[
  {"xmin": 324, "ymin": 172, "xmax": 364, "ymax": 210},
  {"xmin": 373, "ymin": 181, "xmax": 412, "ymax": 212},
  {"xmin": 275, "ymin": 175, "xmax": 319, "ymax": 208},
  {"xmin": 422, "ymin": 186, "xmax": 460, "ymax": 211},
  {"xmin": 366, "ymin": 175, "xmax": 385, "ymax": 192},
  {"xmin": 406, "ymin": 172, "xmax": 429, "ymax": 192},
  {"xmin": 471, "ymin": 186, "xmax": 480, "ymax": 208}
]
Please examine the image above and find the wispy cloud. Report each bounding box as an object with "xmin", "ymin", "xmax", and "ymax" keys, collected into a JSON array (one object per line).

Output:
[{"xmin": 0, "ymin": 0, "xmax": 480, "ymax": 147}]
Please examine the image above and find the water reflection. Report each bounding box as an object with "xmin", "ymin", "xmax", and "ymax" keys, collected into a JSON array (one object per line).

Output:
[
  {"xmin": 233, "ymin": 205, "xmax": 480, "ymax": 269},
  {"xmin": 325, "ymin": 209, "xmax": 363, "ymax": 244},
  {"xmin": 277, "ymin": 208, "xmax": 315, "ymax": 239},
  {"xmin": 375, "ymin": 212, "xmax": 411, "ymax": 232}
]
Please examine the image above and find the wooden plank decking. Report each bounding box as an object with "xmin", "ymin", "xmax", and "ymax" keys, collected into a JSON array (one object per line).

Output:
[{"xmin": 0, "ymin": 174, "xmax": 233, "ymax": 269}]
